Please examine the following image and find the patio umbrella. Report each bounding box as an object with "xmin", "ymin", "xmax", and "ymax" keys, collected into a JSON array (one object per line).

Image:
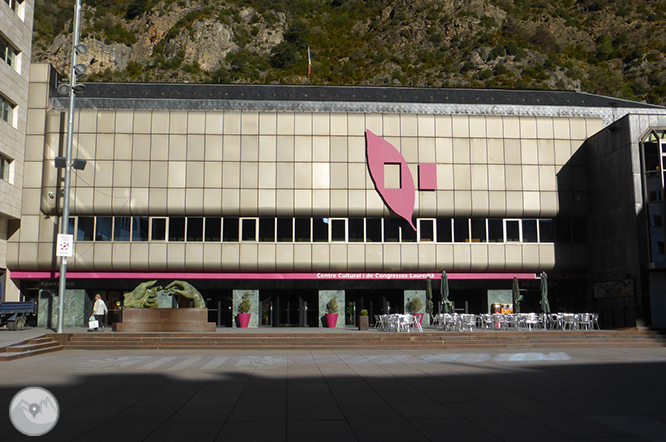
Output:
[
  {"xmin": 425, "ymin": 277, "xmax": 434, "ymax": 315},
  {"xmin": 440, "ymin": 271, "xmax": 452, "ymax": 313},
  {"xmin": 540, "ymin": 271, "xmax": 551, "ymax": 314},
  {"xmin": 512, "ymin": 277, "xmax": 523, "ymax": 313}
]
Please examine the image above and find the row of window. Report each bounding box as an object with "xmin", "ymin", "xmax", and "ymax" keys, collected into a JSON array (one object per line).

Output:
[
  {"xmin": 0, "ymin": 34, "xmax": 17, "ymax": 68},
  {"xmin": 1, "ymin": 95, "xmax": 14, "ymax": 125},
  {"xmin": 71, "ymin": 216, "xmax": 586, "ymax": 244}
]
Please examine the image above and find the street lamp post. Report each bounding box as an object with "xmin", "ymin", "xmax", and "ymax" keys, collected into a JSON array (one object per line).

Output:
[{"xmin": 55, "ymin": 0, "xmax": 87, "ymax": 333}]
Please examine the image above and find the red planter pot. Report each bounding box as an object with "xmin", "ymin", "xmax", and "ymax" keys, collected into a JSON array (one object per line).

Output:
[
  {"xmin": 326, "ymin": 313, "xmax": 338, "ymax": 328},
  {"xmin": 238, "ymin": 313, "xmax": 251, "ymax": 328}
]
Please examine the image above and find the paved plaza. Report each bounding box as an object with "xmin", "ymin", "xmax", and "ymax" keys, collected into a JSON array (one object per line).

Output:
[{"xmin": 1, "ymin": 330, "xmax": 666, "ymax": 441}]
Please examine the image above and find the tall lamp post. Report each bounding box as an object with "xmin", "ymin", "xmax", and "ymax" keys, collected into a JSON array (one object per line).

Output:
[{"xmin": 55, "ymin": 0, "xmax": 87, "ymax": 333}]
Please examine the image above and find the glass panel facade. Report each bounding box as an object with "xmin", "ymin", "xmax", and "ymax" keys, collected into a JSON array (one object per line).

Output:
[
  {"xmin": 151, "ymin": 218, "xmax": 166, "ymax": 241},
  {"xmin": 470, "ymin": 218, "xmax": 486, "ymax": 243},
  {"xmin": 96, "ymin": 217, "xmax": 112, "ymax": 241},
  {"xmin": 348, "ymin": 218, "xmax": 364, "ymax": 242},
  {"xmin": 205, "ymin": 218, "xmax": 221, "ymax": 241},
  {"xmin": 187, "ymin": 217, "xmax": 203, "ymax": 241},
  {"xmin": 71, "ymin": 215, "xmax": 569, "ymax": 245},
  {"xmin": 276, "ymin": 218, "xmax": 293, "ymax": 242},
  {"xmin": 506, "ymin": 220, "xmax": 520, "ymax": 242},
  {"xmin": 77, "ymin": 217, "xmax": 94, "ymax": 241},
  {"xmin": 241, "ymin": 218, "xmax": 257, "ymax": 241},
  {"xmin": 522, "ymin": 219, "xmax": 538, "ymax": 243},
  {"xmin": 259, "ymin": 218, "xmax": 275, "ymax": 242},
  {"xmin": 169, "ymin": 217, "xmax": 186, "ymax": 241},
  {"xmin": 132, "ymin": 217, "xmax": 149, "ymax": 241},
  {"xmin": 223, "ymin": 217, "xmax": 239, "ymax": 242},
  {"xmin": 331, "ymin": 219, "xmax": 346, "ymax": 241}
]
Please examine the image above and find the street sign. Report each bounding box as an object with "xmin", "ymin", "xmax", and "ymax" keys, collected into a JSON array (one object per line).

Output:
[{"xmin": 56, "ymin": 234, "xmax": 73, "ymax": 257}]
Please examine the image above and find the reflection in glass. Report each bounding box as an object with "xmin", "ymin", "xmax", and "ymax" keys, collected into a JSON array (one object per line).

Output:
[
  {"xmin": 96, "ymin": 217, "xmax": 112, "ymax": 241},
  {"xmin": 132, "ymin": 217, "xmax": 149, "ymax": 241}
]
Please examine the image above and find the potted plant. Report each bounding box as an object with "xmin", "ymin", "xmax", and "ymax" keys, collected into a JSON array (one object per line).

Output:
[
  {"xmin": 237, "ymin": 292, "xmax": 252, "ymax": 328},
  {"xmin": 359, "ymin": 309, "xmax": 369, "ymax": 330},
  {"xmin": 407, "ymin": 297, "xmax": 424, "ymax": 325},
  {"xmin": 325, "ymin": 297, "xmax": 339, "ymax": 328}
]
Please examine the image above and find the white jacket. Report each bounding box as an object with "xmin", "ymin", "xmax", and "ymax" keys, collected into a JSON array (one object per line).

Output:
[{"xmin": 93, "ymin": 299, "xmax": 108, "ymax": 315}]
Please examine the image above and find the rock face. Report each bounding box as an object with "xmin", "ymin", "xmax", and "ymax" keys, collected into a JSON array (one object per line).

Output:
[
  {"xmin": 30, "ymin": 0, "xmax": 666, "ymax": 104},
  {"xmin": 36, "ymin": 1, "xmax": 286, "ymax": 81}
]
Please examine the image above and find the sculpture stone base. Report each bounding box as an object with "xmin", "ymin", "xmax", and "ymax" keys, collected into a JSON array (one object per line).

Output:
[{"xmin": 113, "ymin": 308, "xmax": 216, "ymax": 332}]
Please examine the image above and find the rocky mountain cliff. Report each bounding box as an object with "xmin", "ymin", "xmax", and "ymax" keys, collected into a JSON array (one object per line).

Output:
[{"xmin": 32, "ymin": 0, "xmax": 666, "ymax": 105}]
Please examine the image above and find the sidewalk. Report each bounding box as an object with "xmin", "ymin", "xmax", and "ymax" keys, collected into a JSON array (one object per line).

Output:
[{"xmin": 1, "ymin": 345, "xmax": 666, "ymax": 441}]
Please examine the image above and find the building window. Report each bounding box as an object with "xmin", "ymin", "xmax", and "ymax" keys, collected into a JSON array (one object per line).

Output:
[
  {"xmin": 223, "ymin": 217, "xmax": 239, "ymax": 242},
  {"xmin": 276, "ymin": 218, "xmax": 293, "ymax": 242},
  {"xmin": 365, "ymin": 218, "xmax": 382, "ymax": 242},
  {"xmin": 539, "ymin": 219, "xmax": 554, "ymax": 242},
  {"xmin": 384, "ymin": 219, "xmax": 400, "ymax": 242},
  {"xmin": 436, "ymin": 218, "xmax": 452, "ymax": 243},
  {"xmin": 169, "ymin": 217, "xmax": 186, "ymax": 241},
  {"xmin": 418, "ymin": 219, "xmax": 434, "ymax": 242},
  {"xmin": 505, "ymin": 220, "xmax": 520, "ymax": 242},
  {"xmin": 401, "ymin": 220, "xmax": 416, "ymax": 242},
  {"xmin": 131, "ymin": 217, "xmax": 149, "ymax": 241},
  {"xmin": 241, "ymin": 218, "xmax": 257, "ymax": 241},
  {"xmin": 0, "ymin": 35, "xmax": 18, "ymax": 68},
  {"xmin": 187, "ymin": 217, "xmax": 203, "ymax": 241},
  {"xmin": 1, "ymin": 95, "xmax": 14, "ymax": 125},
  {"xmin": 330, "ymin": 219, "xmax": 347, "ymax": 242},
  {"xmin": 348, "ymin": 218, "xmax": 364, "ymax": 242},
  {"xmin": 295, "ymin": 218, "xmax": 310, "ymax": 242},
  {"xmin": 488, "ymin": 219, "xmax": 503, "ymax": 242},
  {"xmin": 470, "ymin": 218, "xmax": 487, "ymax": 243},
  {"xmin": 453, "ymin": 219, "xmax": 469, "ymax": 242},
  {"xmin": 96, "ymin": 217, "xmax": 112, "ymax": 241},
  {"xmin": 522, "ymin": 219, "xmax": 538, "ymax": 243},
  {"xmin": 77, "ymin": 217, "xmax": 94, "ymax": 241},
  {"xmin": 313, "ymin": 218, "xmax": 328, "ymax": 242},
  {"xmin": 259, "ymin": 218, "xmax": 275, "ymax": 242},
  {"xmin": 113, "ymin": 217, "xmax": 131, "ymax": 241},
  {"xmin": 205, "ymin": 218, "xmax": 221, "ymax": 241},
  {"xmin": 0, "ymin": 154, "xmax": 11, "ymax": 182},
  {"xmin": 151, "ymin": 218, "xmax": 166, "ymax": 241}
]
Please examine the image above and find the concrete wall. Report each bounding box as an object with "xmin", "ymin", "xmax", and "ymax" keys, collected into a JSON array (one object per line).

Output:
[{"xmin": 0, "ymin": 0, "xmax": 34, "ymax": 302}]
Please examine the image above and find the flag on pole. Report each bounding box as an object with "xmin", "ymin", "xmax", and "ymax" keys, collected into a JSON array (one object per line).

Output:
[{"xmin": 308, "ymin": 46, "xmax": 311, "ymax": 76}]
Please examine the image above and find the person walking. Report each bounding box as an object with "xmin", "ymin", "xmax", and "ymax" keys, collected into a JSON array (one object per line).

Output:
[{"xmin": 92, "ymin": 294, "xmax": 108, "ymax": 331}]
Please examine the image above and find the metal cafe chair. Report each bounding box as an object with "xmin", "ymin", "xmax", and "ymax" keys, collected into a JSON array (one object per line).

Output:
[
  {"xmin": 524, "ymin": 313, "xmax": 539, "ymax": 331},
  {"xmin": 577, "ymin": 313, "xmax": 593, "ymax": 330},
  {"xmin": 590, "ymin": 313, "xmax": 601, "ymax": 330},
  {"xmin": 562, "ymin": 314, "xmax": 577, "ymax": 330}
]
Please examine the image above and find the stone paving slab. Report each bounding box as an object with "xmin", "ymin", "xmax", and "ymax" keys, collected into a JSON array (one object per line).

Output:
[{"xmin": 1, "ymin": 347, "xmax": 666, "ymax": 441}]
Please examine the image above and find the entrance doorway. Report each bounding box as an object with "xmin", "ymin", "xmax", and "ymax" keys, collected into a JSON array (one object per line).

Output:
[
  {"xmin": 260, "ymin": 290, "xmax": 319, "ymax": 327},
  {"xmin": 346, "ymin": 289, "xmax": 403, "ymax": 327}
]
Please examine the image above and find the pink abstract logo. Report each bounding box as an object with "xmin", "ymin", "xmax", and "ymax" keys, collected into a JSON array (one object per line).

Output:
[{"xmin": 365, "ymin": 130, "xmax": 417, "ymax": 230}]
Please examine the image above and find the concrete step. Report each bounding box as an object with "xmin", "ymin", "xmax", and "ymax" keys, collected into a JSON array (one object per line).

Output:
[
  {"xmin": 0, "ymin": 336, "xmax": 64, "ymax": 361},
  {"xmin": 59, "ymin": 328, "xmax": 666, "ymax": 350}
]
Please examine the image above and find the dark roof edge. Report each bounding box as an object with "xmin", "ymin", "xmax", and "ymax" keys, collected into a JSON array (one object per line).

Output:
[{"xmin": 72, "ymin": 82, "xmax": 665, "ymax": 110}]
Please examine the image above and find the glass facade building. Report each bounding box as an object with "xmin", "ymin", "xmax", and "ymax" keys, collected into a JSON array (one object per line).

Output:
[{"xmin": 8, "ymin": 65, "xmax": 666, "ymax": 327}]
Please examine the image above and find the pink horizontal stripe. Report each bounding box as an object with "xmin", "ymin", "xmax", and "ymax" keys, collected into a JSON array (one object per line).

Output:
[{"xmin": 10, "ymin": 271, "xmax": 546, "ymax": 280}]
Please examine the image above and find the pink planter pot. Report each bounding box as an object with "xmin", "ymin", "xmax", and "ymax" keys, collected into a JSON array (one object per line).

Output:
[
  {"xmin": 326, "ymin": 313, "xmax": 338, "ymax": 328},
  {"xmin": 238, "ymin": 313, "xmax": 251, "ymax": 328}
]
